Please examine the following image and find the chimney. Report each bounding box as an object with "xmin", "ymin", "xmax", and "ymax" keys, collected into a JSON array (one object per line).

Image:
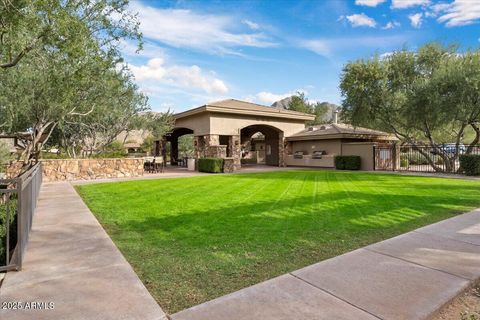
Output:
[{"xmin": 333, "ymin": 109, "xmax": 339, "ymax": 124}]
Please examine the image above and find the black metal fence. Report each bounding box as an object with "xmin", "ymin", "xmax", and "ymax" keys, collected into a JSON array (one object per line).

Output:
[
  {"xmin": 0, "ymin": 163, "xmax": 42, "ymax": 271},
  {"xmin": 398, "ymin": 144, "xmax": 480, "ymax": 174}
]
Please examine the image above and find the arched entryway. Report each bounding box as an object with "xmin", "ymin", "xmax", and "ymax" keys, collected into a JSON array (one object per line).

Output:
[
  {"xmin": 240, "ymin": 125, "xmax": 283, "ymax": 166},
  {"xmin": 162, "ymin": 127, "xmax": 194, "ymax": 165}
]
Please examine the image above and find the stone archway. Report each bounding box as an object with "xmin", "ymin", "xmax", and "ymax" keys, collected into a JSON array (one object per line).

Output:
[
  {"xmin": 164, "ymin": 127, "xmax": 194, "ymax": 165},
  {"xmin": 240, "ymin": 125, "xmax": 284, "ymax": 167}
]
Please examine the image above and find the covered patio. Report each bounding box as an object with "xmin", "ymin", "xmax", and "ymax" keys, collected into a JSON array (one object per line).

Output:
[{"xmin": 155, "ymin": 99, "xmax": 314, "ymax": 172}]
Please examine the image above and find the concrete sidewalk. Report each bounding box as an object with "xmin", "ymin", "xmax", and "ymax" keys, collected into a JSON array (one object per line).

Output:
[
  {"xmin": 173, "ymin": 209, "xmax": 480, "ymax": 320},
  {"xmin": 0, "ymin": 182, "xmax": 166, "ymax": 320}
]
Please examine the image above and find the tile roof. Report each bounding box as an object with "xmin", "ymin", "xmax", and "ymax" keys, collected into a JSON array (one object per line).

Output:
[
  {"xmin": 287, "ymin": 123, "xmax": 397, "ymax": 140},
  {"xmin": 175, "ymin": 99, "xmax": 315, "ymax": 121}
]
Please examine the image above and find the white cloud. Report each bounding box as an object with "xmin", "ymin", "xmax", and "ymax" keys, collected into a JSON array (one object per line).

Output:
[
  {"xmin": 343, "ymin": 13, "xmax": 377, "ymax": 27},
  {"xmin": 242, "ymin": 19, "xmax": 260, "ymax": 30},
  {"xmin": 300, "ymin": 35, "xmax": 409, "ymax": 58},
  {"xmin": 382, "ymin": 20, "xmax": 401, "ymax": 29},
  {"xmin": 409, "ymin": 13, "xmax": 423, "ymax": 28},
  {"xmin": 436, "ymin": 0, "xmax": 480, "ymax": 27},
  {"xmin": 255, "ymin": 91, "xmax": 292, "ymax": 104},
  {"xmin": 300, "ymin": 39, "xmax": 333, "ymax": 57},
  {"xmin": 355, "ymin": 0, "xmax": 386, "ymax": 7},
  {"xmin": 428, "ymin": 2, "xmax": 451, "ymax": 16},
  {"xmin": 131, "ymin": 3, "xmax": 276, "ymax": 54},
  {"xmin": 128, "ymin": 58, "xmax": 228, "ymax": 95},
  {"xmin": 391, "ymin": 0, "xmax": 430, "ymax": 9},
  {"xmin": 245, "ymin": 89, "xmax": 310, "ymax": 105}
]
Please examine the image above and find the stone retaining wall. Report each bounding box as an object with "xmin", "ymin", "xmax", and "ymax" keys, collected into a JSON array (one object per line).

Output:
[{"xmin": 40, "ymin": 158, "xmax": 144, "ymax": 182}]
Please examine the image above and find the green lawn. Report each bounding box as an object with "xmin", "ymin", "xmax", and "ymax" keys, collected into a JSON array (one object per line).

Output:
[{"xmin": 76, "ymin": 170, "xmax": 480, "ymax": 313}]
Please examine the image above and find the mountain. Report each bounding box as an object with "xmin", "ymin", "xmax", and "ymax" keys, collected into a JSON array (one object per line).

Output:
[
  {"xmin": 271, "ymin": 97, "xmax": 340, "ymax": 123},
  {"xmin": 271, "ymin": 96, "xmax": 292, "ymax": 109}
]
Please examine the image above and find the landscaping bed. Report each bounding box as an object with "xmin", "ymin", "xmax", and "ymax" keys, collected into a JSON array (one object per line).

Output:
[{"xmin": 76, "ymin": 170, "xmax": 480, "ymax": 313}]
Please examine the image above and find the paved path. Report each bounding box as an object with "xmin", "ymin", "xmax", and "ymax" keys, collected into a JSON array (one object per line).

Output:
[
  {"xmin": 0, "ymin": 182, "xmax": 166, "ymax": 320},
  {"xmin": 173, "ymin": 209, "xmax": 480, "ymax": 320}
]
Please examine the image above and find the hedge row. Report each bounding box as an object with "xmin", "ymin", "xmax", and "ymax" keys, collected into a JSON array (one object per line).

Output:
[
  {"xmin": 198, "ymin": 158, "xmax": 224, "ymax": 173},
  {"xmin": 459, "ymin": 154, "xmax": 480, "ymax": 176},
  {"xmin": 334, "ymin": 155, "xmax": 361, "ymax": 170}
]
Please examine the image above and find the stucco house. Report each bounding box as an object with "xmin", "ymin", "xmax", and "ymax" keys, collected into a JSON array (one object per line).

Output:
[{"xmin": 155, "ymin": 99, "xmax": 398, "ymax": 172}]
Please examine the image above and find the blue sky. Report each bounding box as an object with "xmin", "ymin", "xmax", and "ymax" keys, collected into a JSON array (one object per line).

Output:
[{"xmin": 122, "ymin": 0, "xmax": 480, "ymax": 112}]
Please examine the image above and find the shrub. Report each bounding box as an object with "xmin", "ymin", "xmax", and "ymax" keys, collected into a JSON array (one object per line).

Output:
[
  {"xmin": 459, "ymin": 154, "xmax": 480, "ymax": 176},
  {"xmin": 0, "ymin": 195, "xmax": 17, "ymax": 266},
  {"xmin": 400, "ymin": 155, "xmax": 409, "ymax": 168},
  {"xmin": 94, "ymin": 141, "xmax": 128, "ymax": 158},
  {"xmin": 405, "ymin": 152, "xmax": 429, "ymax": 165},
  {"xmin": 334, "ymin": 155, "xmax": 361, "ymax": 170},
  {"xmin": 198, "ymin": 158, "xmax": 224, "ymax": 173}
]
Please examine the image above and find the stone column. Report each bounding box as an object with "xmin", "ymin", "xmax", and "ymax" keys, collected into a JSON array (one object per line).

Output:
[
  {"xmin": 204, "ymin": 134, "xmax": 220, "ymax": 147},
  {"xmin": 194, "ymin": 136, "xmax": 203, "ymax": 159},
  {"xmin": 229, "ymin": 135, "xmax": 241, "ymax": 170},
  {"xmin": 170, "ymin": 138, "xmax": 178, "ymax": 165},
  {"xmin": 278, "ymin": 133, "xmax": 286, "ymax": 167}
]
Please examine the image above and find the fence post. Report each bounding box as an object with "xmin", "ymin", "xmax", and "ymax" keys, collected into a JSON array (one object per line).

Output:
[{"xmin": 15, "ymin": 176, "xmax": 23, "ymax": 270}]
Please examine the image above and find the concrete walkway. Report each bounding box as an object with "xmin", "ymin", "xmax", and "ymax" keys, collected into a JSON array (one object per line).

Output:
[
  {"xmin": 0, "ymin": 182, "xmax": 166, "ymax": 320},
  {"xmin": 173, "ymin": 209, "xmax": 480, "ymax": 320}
]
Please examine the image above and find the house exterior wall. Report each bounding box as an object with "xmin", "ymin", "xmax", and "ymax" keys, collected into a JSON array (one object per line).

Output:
[
  {"xmin": 208, "ymin": 112, "xmax": 306, "ymax": 137},
  {"xmin": 174, "ymin": 113, "xmax": 211, "ymax": 135},
  {"xmin": 285, "ymin": 139, "xmax": 378, "ymax": 170},
  {"xmin": 341, "ymin": 142, "xmax": 375, "ymax": 171},
  {"xmin": 289, "ymin": 139, "xmax": 342, "ymax": 156}
]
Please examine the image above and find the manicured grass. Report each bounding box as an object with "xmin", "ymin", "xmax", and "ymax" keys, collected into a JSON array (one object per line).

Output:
[{"xmin": 76, "ymin": 170, "xmax": 480, "ymax": 313}]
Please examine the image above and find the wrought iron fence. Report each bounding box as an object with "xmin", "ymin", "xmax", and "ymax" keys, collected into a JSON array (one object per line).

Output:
[
  {"xmin": 398, "ymin": 144, "xmax": 480, "ymax": 174},
  {"xmin": 0, "ymin": 163, "xmax": 42, "ymax": 271}
]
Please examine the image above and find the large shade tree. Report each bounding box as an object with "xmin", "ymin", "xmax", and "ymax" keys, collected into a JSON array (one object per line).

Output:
[
  {"xmin": 340, "ymin": 43, "xmax": 480, "ymax": 172},
  {"xmin": 0, "ymin": 0, "xmax": 148, "ymax": 167},
  {"xmin": 0, "ymin": 0, "xmax": 141, "ymax": 69}
]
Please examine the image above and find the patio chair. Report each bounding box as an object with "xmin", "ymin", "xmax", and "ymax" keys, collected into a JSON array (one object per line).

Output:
[{"xmin": 144, "ymin": 160, "xmax": 153, "ymax": 173}]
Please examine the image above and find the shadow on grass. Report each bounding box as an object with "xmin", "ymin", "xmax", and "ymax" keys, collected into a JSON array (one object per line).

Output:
[
  {"xmin": 82, "ymin": 172, "xmax": 480, "ymax": 313},
  {"xmin": 118, "ymin": 190, "xmax": 478, "ymax": 246}
]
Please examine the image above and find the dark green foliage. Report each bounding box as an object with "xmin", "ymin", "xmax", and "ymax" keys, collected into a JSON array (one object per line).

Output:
[
  {"xmin": 334, "ymin": 156, "xmax": 361, "ymax": 170},
  {"xmin": 0, "ymin": 194, "xmax": 18, "ymax": 266},
  {"xmin": 460, "ymin": 155, "xmax": 480, "ymax": 176},
  {"xmin": 94, "ymin": 141, "xmax": 127, "ymax": 158},
  {"xmin": 404, "ymin": 152, "xmax": 429, "ymax": 165},
  {"xmin": 198, "ymin": 158, "xmax": 224, "ymax": 173}
]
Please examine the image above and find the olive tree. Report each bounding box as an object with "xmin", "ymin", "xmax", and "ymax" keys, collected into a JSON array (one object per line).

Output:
[
  {"xmin": 340, "ymin": 43, "xmax": 480, "ymax": 172},
  {"xmin": 0, "ymin": 0, "xmax": 144, "ymax": 167}
]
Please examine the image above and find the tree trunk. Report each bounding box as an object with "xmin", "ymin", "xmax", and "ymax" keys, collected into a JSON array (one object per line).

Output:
[{"xmin": 466, "ymin": 123, "xmax": 479, "ymax": 154}]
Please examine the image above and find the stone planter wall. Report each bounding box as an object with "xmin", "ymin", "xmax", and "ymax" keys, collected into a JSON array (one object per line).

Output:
[{"xmin": 39, "ymin": 158, "xmax": 144, "ymax": 182}]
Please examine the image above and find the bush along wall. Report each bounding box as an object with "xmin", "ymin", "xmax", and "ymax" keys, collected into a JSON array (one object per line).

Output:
[
  {"xmin": 334, "ymin": 155, "xmax": 361, "ymax": 170},
  {"xmin": 459, "ymin": 154, "xmax": 480, "ymax": 176},
  {"xmin": 198, "ymin": 158, "xmax": 224, "ymax": 173}
]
